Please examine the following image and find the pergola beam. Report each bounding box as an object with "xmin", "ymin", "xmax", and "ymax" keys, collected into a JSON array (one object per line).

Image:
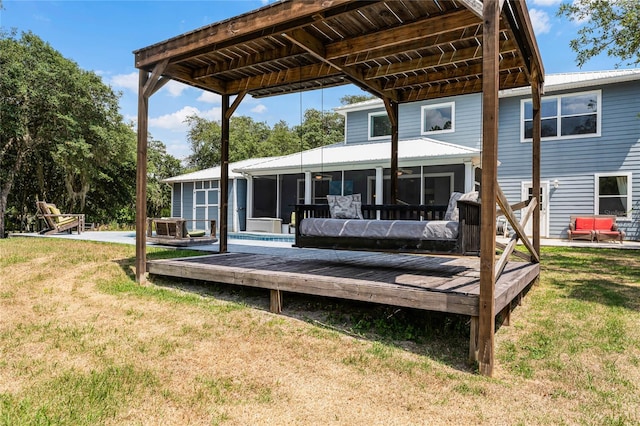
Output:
[
  {"xmin": 282, "ymin": 29, "xmax": 392, "ymax": 101},
  {"xmin": 477, "ymin": 0, "xmax": 500, "ymax": 377}
]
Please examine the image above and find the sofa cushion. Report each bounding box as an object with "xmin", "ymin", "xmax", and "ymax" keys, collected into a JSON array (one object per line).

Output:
[
  {"xmin": 594, "ymin": 217, "xmax": 613, "ymax": 231},
  {"xmin": 575, "ymin": 217, "xmax": 595, "ymax": 231}
]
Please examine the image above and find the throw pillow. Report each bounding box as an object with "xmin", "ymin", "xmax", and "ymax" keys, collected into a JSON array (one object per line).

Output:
[
  {"xmin": 444, "ymin": 191, "xmax": 478, "ymax": 222},
  {"xmin": 327, "ymin": 194, "xmax": 363, "ymax": 219},
  {"xmin": 444, "ymin": 192, "xmax": 462, "ymax": 221}
]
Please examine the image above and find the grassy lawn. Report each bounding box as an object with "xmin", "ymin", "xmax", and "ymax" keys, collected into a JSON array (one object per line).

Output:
[{"xmin": 0, "ymin": 238, "xmax": 638, "ymax": 425}]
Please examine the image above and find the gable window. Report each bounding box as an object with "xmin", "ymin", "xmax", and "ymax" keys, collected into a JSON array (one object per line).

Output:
[
  {"xmin": 368, "ymin": 112, "xmax": 391, "ymax": 140},
  {"xmin": 422, "ymin": 102, "xmax": 454, "ymax": 134},
  {"xmin": 522, "ymin": 90, "xmax": 600, "ymax": 141},
  {"xmin": 595, "ymin": 173, "xmax": 632, "ymax": 219}
]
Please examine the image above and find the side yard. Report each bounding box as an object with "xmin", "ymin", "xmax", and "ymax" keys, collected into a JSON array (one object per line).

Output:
[{"xmin": 0, "ymin": 238, "xmax": 638, "ymax": 425}]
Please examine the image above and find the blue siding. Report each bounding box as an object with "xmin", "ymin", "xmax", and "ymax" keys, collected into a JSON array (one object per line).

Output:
[
  {"xmin": 497, "ymin": 80, "xmax": 640, "ymax": 239},
  {"xmin": 398, "ymin": 94, "xmax": 482, "ymax": 149},
  {"xmin": 182, "ymin": 182, "xmax": 194, "ymax": 223},
  {"xmin": 171, "ymin": 183, "xmax": 181, "ymax": 217},
  {"xmin": 236, "ymin": 179, "xmax": 247, "ymax": 231}
]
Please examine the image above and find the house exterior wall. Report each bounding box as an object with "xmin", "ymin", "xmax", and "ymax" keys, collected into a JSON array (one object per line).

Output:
[
  {"xmin": 344, "ymin": 94, "xmax": 482, "ymax": 150},
  {"xmin": 171, "ymin": 183, "xmax": 182, "ymax": 218},
  {"xmin": 166, "ymin": 74, "xmax": 639, "ymax": 241},
  {"xmin": 497, "ymin": 80, "xmax": 640, "ymax": 240}
]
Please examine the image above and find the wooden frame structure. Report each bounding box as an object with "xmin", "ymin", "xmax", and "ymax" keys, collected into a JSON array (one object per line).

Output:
[{"xmin": 134, "ymin": 0, "xmax": 544, "ymax": 376}]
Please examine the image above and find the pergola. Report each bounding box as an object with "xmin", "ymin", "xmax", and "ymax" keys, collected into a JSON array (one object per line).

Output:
[{"xmin": 134, "ymin": 0, "xmax": 544, "ymax": 376}]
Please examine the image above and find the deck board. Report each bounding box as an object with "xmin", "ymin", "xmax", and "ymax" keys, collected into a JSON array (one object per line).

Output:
[{"xmin": 147, "ymin": 251, "xmax": 539, "ymax": 317}]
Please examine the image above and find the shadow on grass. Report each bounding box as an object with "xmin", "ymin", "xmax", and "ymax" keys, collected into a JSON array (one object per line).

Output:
[
  {"xmin": 113, "ymin": 250, "xmax": 486, "ymax": 373},
  {"xmin": 542, "ymin": 248, "xmax": 640, "ymax": 311}
]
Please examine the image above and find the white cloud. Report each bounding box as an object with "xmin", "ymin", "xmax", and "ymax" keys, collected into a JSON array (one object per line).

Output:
[
  {"xmin": 529, "ymin": 9, "xmax": 552, "ymax": 35},
  {"xmin": 531, "ymin": 0, "xmax": 561, "ymax": 6},
  {"xmin": 197, "ymin": 90, "xmax": 220, "ymax": 103},
  {"xmin": 110, "ymin": 72, "xmax": 138, "ymax": 92},
  {"xmin": 149, "ymin": 106, "xmax": 221, "ymax": 132},
  {"xmin": 251, "ymin": 104, "xmax": 267, "ymax": 114},
  {"xmin": 163, "ymin": 80, "xmax": 189, "ymax": 97}
]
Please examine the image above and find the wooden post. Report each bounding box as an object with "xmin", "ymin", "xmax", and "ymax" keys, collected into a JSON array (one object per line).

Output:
[
  {"xmin": 135, "ymin": 69, "xmax": 149, "ymax": 283},
  {"xmin": 220, "ymin": 94, "xmax": 230, "ymax": 254},
  {"xmin": 478, "ymin": 0, "xmax": 500, "ymax": 376},
  {"xmin": 469, "ymin": 316, "xmax": 479, "ymax": 364},
  {"xmin": 532, "ymin": 72, "xmax": 542, "ymax": 260},
  {"xmin": 384, "ymin": 99, "xmax": 399, "ymax": 205},
  {"xmin": 270, "ymin": 289, "xmax": 282, "ymax": 314}
]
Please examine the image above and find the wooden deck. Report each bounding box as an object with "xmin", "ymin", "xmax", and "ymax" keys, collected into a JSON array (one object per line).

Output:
[
  {"xmin": 148, "ymin": 251, "xmax": 539, "ymax": 362},
  {"xmin": 147, "ymin": 251, "xmax": 538, "ymax": 329}
]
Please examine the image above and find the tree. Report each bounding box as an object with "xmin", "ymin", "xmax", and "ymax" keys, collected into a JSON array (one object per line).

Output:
[
  {"xmin": 293, "ymin": 108, "xmax": 345, "ymax": 151},
  {"xmin": 184, "ymin": 108, "xmax": 344, "ymax": 169},
  {"xmin": 0, "ymin": 31, "xmax": 143, "ymax": 235},
  {"xmin": 558, "ymin": 0, "xmax": 640, "ymax": 67},
  {"xmin": 147, "ymin": 137, "xmax": 183, "ymax": 218},
  {"xmin": 340, "ymin": 94, "xmax": 375, "ymax": 105},
  {"xmin": 184, "ymin": 115, "xmax": 221, "ymax": 170}
]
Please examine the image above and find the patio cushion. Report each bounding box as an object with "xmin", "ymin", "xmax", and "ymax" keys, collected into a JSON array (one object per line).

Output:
[
  {"xmin": 594, "ymin": 217, "xmax": 613, "ymax": 231},
  {"xmin": 187, "ymin": 229, "xmax": 206, "ymax": 238},
  {"xmin": 575, "ymin": 217, "xmax": 594, "ymax": 231}
]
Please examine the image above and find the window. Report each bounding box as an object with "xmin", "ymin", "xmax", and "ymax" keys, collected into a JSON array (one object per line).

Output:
[
  {"xmin": 522, "ymin": 90, "xmax": 600, "ymax": 141},
  {"xmin": 368, "ymin": 112, "xmax": 391, "ymax": 140},
  {"xmin": 422, "ymin": 102, "xmax": 454, "ymax": 134},
  {"xmin": 193, "ymin": 180, "xmax": 219, "ymax": 231},
  {"xmin": 595, "ymin": 173, "xmax": 632, "ymax": 219}
]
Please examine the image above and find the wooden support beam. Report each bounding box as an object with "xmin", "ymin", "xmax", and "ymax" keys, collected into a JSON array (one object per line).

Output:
[
  {"xmin": 225, "ymin": 91, "xmax": 247, "ymax": 120},
  {"xmin": 532, "ymin": 70, "xmax": 543, "ymax": 259},
  {"xmin": 220, "ymin": 94, "xmax": 230, "ymax": 254},
  {"xmin": 270, "ymin": 289, "xmax": 283, "ymax": 314},
  {"xmin": 383, "ymin": 98, "xmax": 399, "ymax": 205},
  {"xmin": 496, "ymin": 200, "xmax": 529, "ymax": 217},
  {"xmin": 496, "ymin": 242, "xmax": 531, "ymax": 262},
  {"xmin": 469, "ymin": 316, "xmax": 479, "ymax": 364},
  {"xmin": 135, "ymin": 69, "xmax": 150, "ymax": 283},
  {"xmin": 477, "ymin": 0, "xmax": 500, "ymax": 377},
  {"xmin": 496, "ymin": 185, "xmax": 540, "ymax": 263},
  {"xmin": 142, "ymin": 59, "xmax": 168, "ymax": 98},
  {"xmin": 495, "ymin": 197, "xmax": 537, "ymax": 278},
  {"xmin": 282, "ymin": 29, "xmax": 392, "ymax": 101}
]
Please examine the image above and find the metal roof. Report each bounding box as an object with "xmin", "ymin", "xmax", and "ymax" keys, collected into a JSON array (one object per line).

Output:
[
  {"xmin": 162, "ymin": 157, "xmax": 282, "ymax": 183},
  {"xmin": 335, "ymin": 69, "xmax": 640, "ymax": 113},
  {"xmin": 233, "ymin": 138, "xmax": 480, "ymax": 175}
]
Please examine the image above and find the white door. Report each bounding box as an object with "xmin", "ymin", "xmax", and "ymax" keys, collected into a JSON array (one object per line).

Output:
[{"xmin": 521, "ymin": 181, "xmax": 549, "ymax": 238}]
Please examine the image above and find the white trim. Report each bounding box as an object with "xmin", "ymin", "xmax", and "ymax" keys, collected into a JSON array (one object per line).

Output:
[
  {"xmin": 375, "ymin": 167, "xmax": 383, "ymax": 206},
  {"xmin": 232, "ymin": 178, "xmax": 238, "ymax": 232},
  {"xmin": 521, "ymin": 181, "xmax": 550, "ymax": 238},
  {"xmin": 421, "ymin": 102, "xmax": 455, "ymax": 135},
  {"xmin": 367, "ymin": 111, "xmax": 391, "ymax": 141},
  {"xmin": 594, "ymin": 172, "xmax": 633, "ymax": 220},
  {"xmin": 193, "ymin": 181, "xmax": 219, "ymax": 231},
  {"xmin": 520, "ymin": 90, "xmax": 602, "ymax": 143}
]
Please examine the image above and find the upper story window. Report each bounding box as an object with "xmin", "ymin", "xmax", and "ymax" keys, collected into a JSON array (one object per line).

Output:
[
  {"xmin": 421, "ymin": 102, "xmax": 455, "ymax": 135},
  {"xmin": 521, "ymin": 90, "xmax": 601, "ymax": 141},
  {"xmin": 595, "ymin": 172, "xmax": 632, "ymax": 219},
  {"xmin": 368, "ymin": 112, "xmax": 391, "ymax": 140}
]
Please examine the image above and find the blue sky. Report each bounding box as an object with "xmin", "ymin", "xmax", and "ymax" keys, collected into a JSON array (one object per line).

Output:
[{"xmin": 1, "ymin": 0, "xmax": 625, "ymax": 160}]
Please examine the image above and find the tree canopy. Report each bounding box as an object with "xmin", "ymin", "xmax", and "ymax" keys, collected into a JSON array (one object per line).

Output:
[
  {"xmin": 185, "ymin": 108, "xmax": 345, "ymax": 170},
  {"xmin": 0, "ymin": 30, "xmax": 182, "ymax": 235},
  {"xmin": 558, "ymin": 0, "xmax": 640, "ymax": 67}
]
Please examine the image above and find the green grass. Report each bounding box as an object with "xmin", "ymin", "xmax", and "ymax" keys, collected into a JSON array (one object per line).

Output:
[{"xmin": 1, "ymin": 237, "xmax": 639, "ymax": 424}]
